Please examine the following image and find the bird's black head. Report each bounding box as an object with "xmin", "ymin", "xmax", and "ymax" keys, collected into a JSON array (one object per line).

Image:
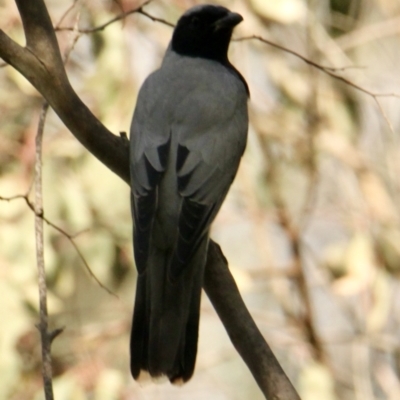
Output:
[{"xmin": 171, "ymin": 5, "xmax": 243, "ymax": 63}]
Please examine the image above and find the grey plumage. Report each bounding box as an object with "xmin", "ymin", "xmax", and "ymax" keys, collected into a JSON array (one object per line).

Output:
[{"xmin": 129, "ymin": 4, "xmax": 248, "ymax": 383}]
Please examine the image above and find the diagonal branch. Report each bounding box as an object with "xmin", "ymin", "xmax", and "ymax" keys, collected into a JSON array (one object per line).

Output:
[
  {"xmin": 137, "ymin": 8, "xmax": 175, "ymax": 28},
  {"xmin": 205, "ymin": 242, "xmax": 301, "ymax": 400},
  {"xmin": 56, "ymin": 1, "xmax": 155, "ymax": 33},
  {"xmin": 236, "ymin": 35, "xmax": 400, "ymax": 99}
]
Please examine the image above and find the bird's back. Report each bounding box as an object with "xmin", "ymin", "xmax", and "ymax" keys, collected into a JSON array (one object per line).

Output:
[{"xmin": 131, "ymin": 50, "xmax": 248, "ymax": 246}]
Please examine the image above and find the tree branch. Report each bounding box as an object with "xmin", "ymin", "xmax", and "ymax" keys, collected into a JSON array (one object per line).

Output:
[
  {"xmin": 236, "ymin": 35, "xmax": 400, "ymax": 99},
  {"xmin": 34, "ymin": 102, "xmax": 55, "ymax": 400},
  {"xmin": 205, "ymin": 242, "xmax": 301, "ymax": 400},
  {"xmin": 16, "ymin": 1, "xmax": 65, "ymax": 71},
  {"xmin": 0, "ymin": 190, "xmax": 118, "ymax": 298},
  {"xmin": 56, "ymin": 1, "xmax": 155, "ymax": 33}
]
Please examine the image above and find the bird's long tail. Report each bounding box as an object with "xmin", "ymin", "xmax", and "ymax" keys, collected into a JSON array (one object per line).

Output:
[{"xmin": 130, "ymin": 239, "xmax": 207, "ymax": 383}]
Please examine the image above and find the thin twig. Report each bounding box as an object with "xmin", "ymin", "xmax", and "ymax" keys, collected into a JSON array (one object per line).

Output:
[
  {"xmin": 56, "ymin": 0, "xmax": 153, "ymax": 33},
  {"xmin": 34, "ymin": 101, "xmax": 54, "ymax": 400},
  {"xmin": 0, "ymin": 191, "xmax": 118, "ymax": 298},
  {"xmin": 237, "ymin": 34, "xmax": 399, "ymax": 136},
  {"xmin": 37, "ymin": 207, "xmax": 118, "ymax": 298},
  {"xmin": 55, "ymin": 1, "xmax": 78, "ymax": 29},
  {"xmin": 374, "ymin": 97, "xmax": 395, "ymax": 133},
  {"xmin": 56, "ymin": 5, "xmax": 400, "ymax": 112},
  {"xmin": 137, "ymin": 8, "xmax": 175, "ymax": 27},
  {"xmin": 235, "ymin": 35, "xmax": 355, "ymax": 72},
  {"xmin": 236, "ymin": 35, "xmax": 400, "ymax": 99}
]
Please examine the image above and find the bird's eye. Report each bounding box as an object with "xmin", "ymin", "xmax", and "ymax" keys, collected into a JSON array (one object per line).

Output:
[{"xmin": 190, "ymin": 16, "xmax": 200, "ymax": 29}]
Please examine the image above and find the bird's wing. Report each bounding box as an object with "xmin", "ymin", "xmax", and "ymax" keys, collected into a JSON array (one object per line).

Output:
[
  {"xmin": 170, "ymin": 80, "xmax": 248, "ymax": 279},
  {"xmin": 130, "ymin": 72, "xmax": 171, "ymax": 275}
]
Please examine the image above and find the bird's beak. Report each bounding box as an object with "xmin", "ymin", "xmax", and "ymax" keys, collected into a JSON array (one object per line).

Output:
[{"xmin": 213, "ymin": 12, "xmax": 243, "ymax": 31}]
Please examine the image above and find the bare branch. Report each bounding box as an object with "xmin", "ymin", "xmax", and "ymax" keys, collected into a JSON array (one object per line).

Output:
[
  {"xmin": 137, "ymin": 8, "xmax": 175, "ymax": 28},
  {"xmin": 56, "ymin": 1, "xmax": 154, "ymax": 33},
  {"xmin": 49, "ymin": 327, "xmax": 65, "ymax": 344},
  {"xmin": 55, "ymin": 1, "xmax": 78, "ymax": 29},
  {"xmin": 236, "ymin": 35, "xmax": 400, "ymax": 99},
  {"xmin": 34, "ymin": 102, "xmax": 54, "ymax": 400},
  {"xmin": 0, "ymin": 192, "xmax": 117, "ymax": 298},
  {"xmin": 15, "ymin": 1, "xmax": 65, "ymax": 72},
  {"xmin": 205, "ymin": 242, "xmax": 301, "ymax": 400}
]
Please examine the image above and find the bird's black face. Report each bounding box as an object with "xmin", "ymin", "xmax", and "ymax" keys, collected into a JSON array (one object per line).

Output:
[{"xmin": 171, "ymin": 5, "xmax": 243, "ymax": 63}]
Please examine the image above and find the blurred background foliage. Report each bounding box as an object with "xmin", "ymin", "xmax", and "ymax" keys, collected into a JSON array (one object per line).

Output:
[{"xmin": 1, "ymin": 0, "xmax": 400, "ymax": 399}]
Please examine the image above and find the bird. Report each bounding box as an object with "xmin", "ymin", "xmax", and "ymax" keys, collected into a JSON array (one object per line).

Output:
[{"xmin": 129, "ymin": 4, "xmax": 249, "ymax": 384}]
